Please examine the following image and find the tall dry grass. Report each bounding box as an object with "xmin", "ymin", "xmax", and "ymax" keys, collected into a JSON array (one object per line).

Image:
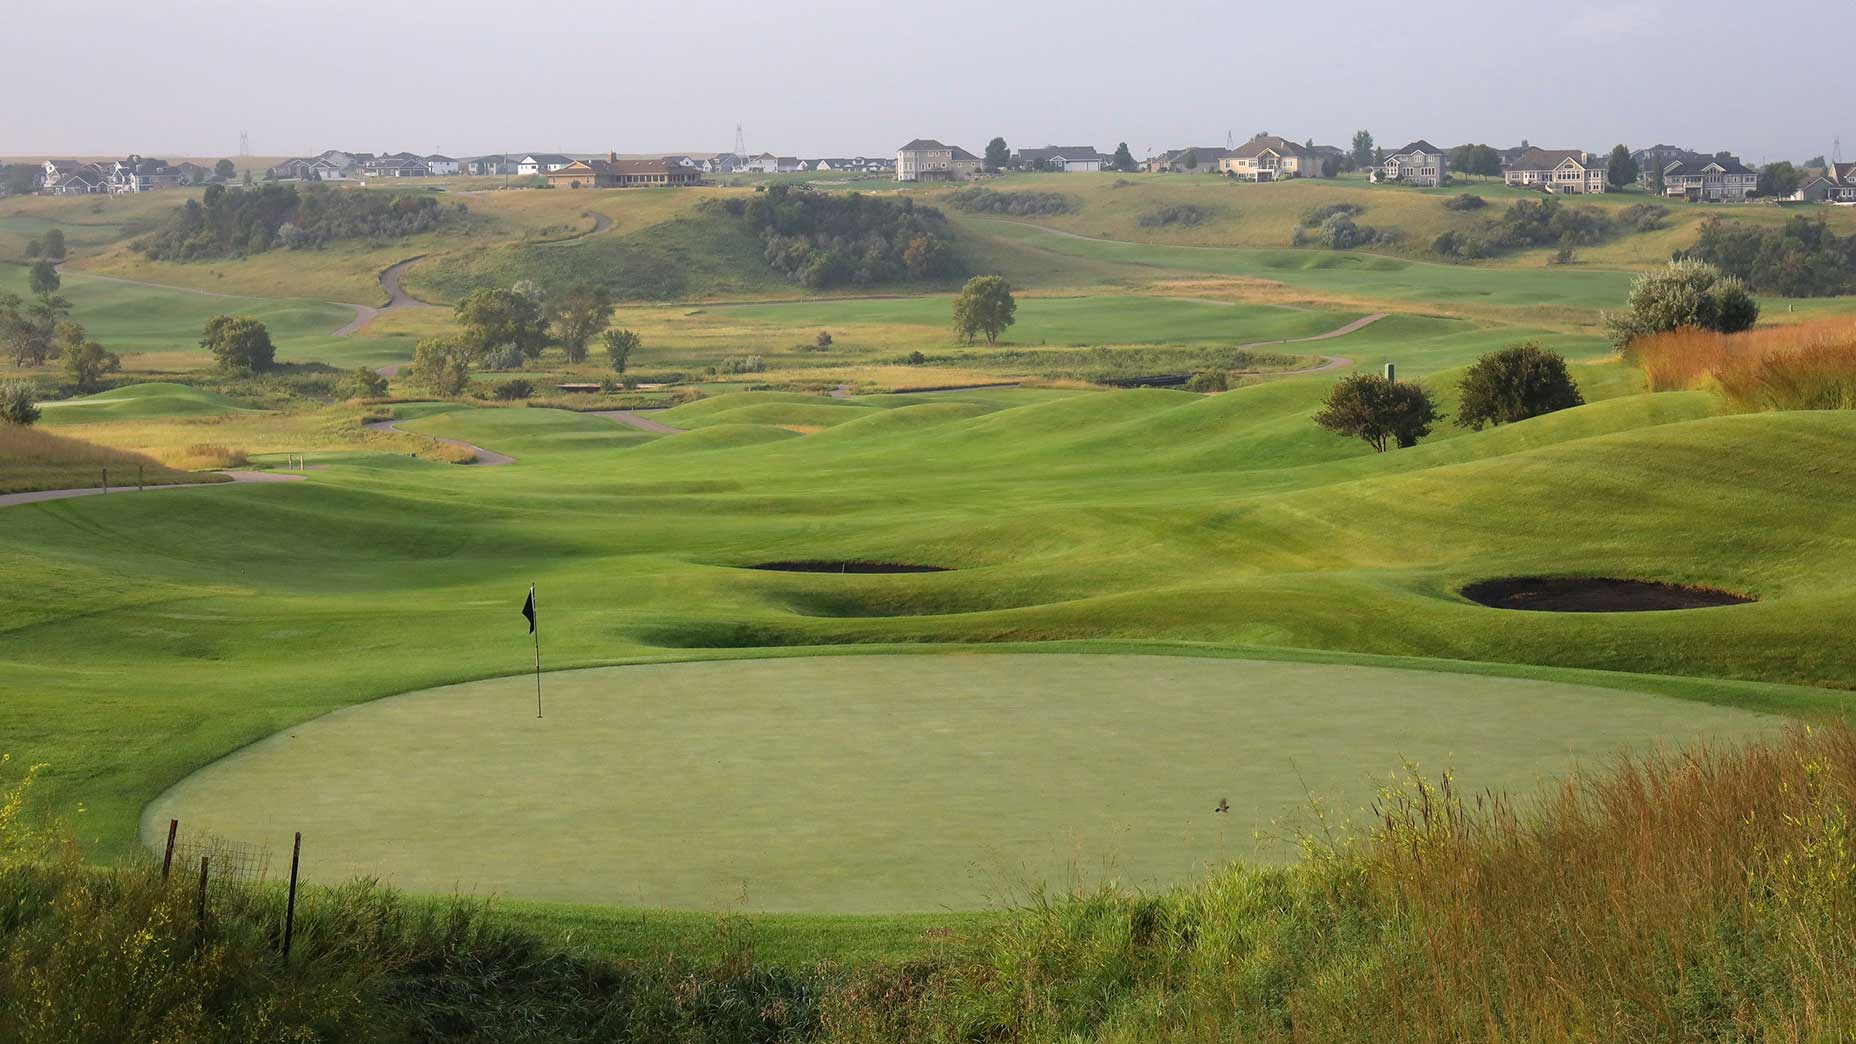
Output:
[
  {"xmin": 0, "ymin": 424, "xmax": 209, "ymax": 494},
  {"xmin": 1633, "ymin": 319, "xmax": 1856, "ymax": 411},
  {"xmin": 824, "ymin": 725, "xmax": 1856, "ymax": 1043}
]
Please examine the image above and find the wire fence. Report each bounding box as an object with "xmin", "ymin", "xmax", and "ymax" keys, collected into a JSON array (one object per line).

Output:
[{"xmin": 171, "ymin": 831, "xmax": 272, "ymax": 890}]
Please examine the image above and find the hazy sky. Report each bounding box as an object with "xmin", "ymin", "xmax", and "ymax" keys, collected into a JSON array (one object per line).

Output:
[{"xmin": 4, "ymin": 0, "xmax": 1849, "ymax": 164}]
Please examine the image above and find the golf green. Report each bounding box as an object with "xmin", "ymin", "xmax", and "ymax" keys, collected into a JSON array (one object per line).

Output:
[{"xmin": 143, "ymin": 653, "xmax": 1774, "ymax": 913}]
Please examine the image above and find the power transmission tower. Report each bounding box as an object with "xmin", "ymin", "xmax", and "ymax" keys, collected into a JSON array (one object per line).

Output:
[
  {"xmin": 1225, "ymin": 129, "xmax": 1234, "ymax": 149},
  {"xmin": 733, "ymin": 123, "xmax": 747, "ymax": 157},
  {"xmin": 1834, "ymin": 136, "xmax": 1844, "ymax": 166},
  {"xmin": 238, "ymin": 130, "xmax": 250, "ymax": 157}
]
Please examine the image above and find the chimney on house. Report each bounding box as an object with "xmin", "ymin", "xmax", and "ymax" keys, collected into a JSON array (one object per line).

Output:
[{"xmin": 608, "ymin": 151, "xmax": 617, "ymax": 165}]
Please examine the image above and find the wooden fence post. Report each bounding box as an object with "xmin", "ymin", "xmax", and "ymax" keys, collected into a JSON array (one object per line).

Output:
[
  {"xmin": 101, "ymin": 466, "xmax": 108, "ymax": 495},
  {"xmin": 161, "ymin": 819, "xmax": 178, "ymax": 879},
  {"xmin": 196, "ymin": 855, "xmax": 210, "ymax": 925},
  {"xmin": 282, "ymin": 832, "xmax": 302, "ymax": 959}
]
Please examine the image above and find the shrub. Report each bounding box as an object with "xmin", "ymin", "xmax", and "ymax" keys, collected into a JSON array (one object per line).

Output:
[
  {"xmin": 1313, "ymin": 373, "xmax": 1442, "ymax": 451},
  {"xmin": 199, "ymin": 315, "xmax": 275, "ymax": 373},
  {"xmin": 1681, "ymin": 215, "xmax": 1856, "ymax": 298},
  {"xmin": 1619, "ymin": 203, "xmax": 1669, "ymax": 232},
  {"xmin": 1138, "ymin": 203, "xmax": 1217, "ymax": 228},
  {"xmin": 1431, "ymin": 230, "xmax": 1491, "ymax": 259},
  {"xmin": 0, "ymin": 380, "xmax": 40, "ymax": 425},
  {"xmin": 1456, "ymin": 343, "xmax": 1585, "ymax": 430},
  {"xmin": 411, "ymin": 336, "xmax": 472, "ymax": 395},
  {"xmin": 1605, "ymin": 259, "xmax": 1760, "ymax": 350},
  {"xmin": 491, "ymin": 378, "xmax": 534, "ymax": 401},
  {"xmin": 1185, "ymin": 369, "xmax": 1228, "ymax": 392},
  {"xmin": 718, "ymin": 355, "xmax": 766, "ymax": 374},
  {"xmin": 815, "ymin": 330, "xmax": 833, "ymax": 349},
  {"xmin": 339, "ymin": 367, "xmax": 387, "ymax": 399},
  {"xmin": 1301, "ymin": 202, "xmax": 1363, "ymax": 227},
  {"xmin": 1443, "ymin": 193, "xmax": 1486, "ymax": 211},
  {"xmin": 906, "ymin": 350, "xmax": 927, "ymax": 365},
  {"xmin": 945, "ymin": 187, "xmax": 1077, "ymax": 216}
]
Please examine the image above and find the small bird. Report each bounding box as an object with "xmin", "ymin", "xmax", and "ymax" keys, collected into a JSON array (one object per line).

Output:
[{"xmin": 1214, "ymin": 798, "xmax": 1230, "ymax": 814}]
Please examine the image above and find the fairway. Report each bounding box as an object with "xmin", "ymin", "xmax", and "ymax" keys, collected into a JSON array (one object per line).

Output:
[{"xmin": 144, "ymin": 653, "xmax": 1774, "ymax": 913}]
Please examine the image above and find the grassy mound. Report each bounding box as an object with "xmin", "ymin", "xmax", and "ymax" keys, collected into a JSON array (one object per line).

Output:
[{"xmin": 37, "ymin": 382, "xmax": 258, "ymax": 424}]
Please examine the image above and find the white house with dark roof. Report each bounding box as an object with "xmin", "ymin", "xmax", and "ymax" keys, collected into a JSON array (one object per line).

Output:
[
  {"xmin": 517, "ymin": 154, "xmax": 575, "ymax": 176},
  {"xmin": 1372, "ymin": 141, "xmax": 1447, "ymax": 186},
  {"xmin": 424, "ymin": 155, "xmax": 460, "ymax": 176},
  {"xmin": 1503, "ymin": 148, "xmax": 1609, "ymax": 194},
  {"xmin": 1015, "ymin": 146, "xmax": 1109, "ymax": 172},
  {"xmin": 1659, "ymin": 156, "xmax": 1757, "ymax": 202},
  {"xmin": 1217, "ymin": 136, "xmax": 1329, "ymax": 181}
]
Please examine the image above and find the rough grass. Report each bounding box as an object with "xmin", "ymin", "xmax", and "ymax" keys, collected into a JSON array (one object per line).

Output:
[
  {"xmin": 0, "ymin": 423, "xmax": 219, "ymax": 493},
  {"xmin": 1633, "ymin": 319, "xmax": 1856, "ymax": 410}
]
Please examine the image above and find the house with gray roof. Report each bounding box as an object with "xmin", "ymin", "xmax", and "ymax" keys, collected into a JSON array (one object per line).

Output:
[
  {"xmin": 896, "ymin": 139, "xmax": 981, "ymax": 181},
  {"xmin": 1659, "ymin": 156, "xmax": 1757, "ymax": 202},
  {"xmin": 1503, "ymin": 148, "xmax": 1608, "ymax": 194},
  {"xmin": 1372, "ymin": 140, "xmax": 1447, "ymax": 186},
  {"xmin": 1217, "ymin": 135, "xmax": 1329, "ymax": 181},
  {"xmin": 1015, "ymin": 145, "xmax": 1110, "ymax": 172}
]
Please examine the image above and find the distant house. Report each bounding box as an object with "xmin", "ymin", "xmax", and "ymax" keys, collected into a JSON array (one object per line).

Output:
[
  {"xmin": 1146, "ymin": 147, "xmax": 1230, "ymax": 173},
  {"xmin": 517, "ymin": 154, "xmax": 575, "ymax": 176},
  {"xmin": 268, "ymin": 157, "xmax": 317, "ymax": 179},
  {"xmin": 895, "ymin": 139, "xmax": 981, "ymax": 182},
  {"xmin": 1503, "ymin": 148, "xmax": 1608, "ymax": 194},
  {"xmin": 42, "ymin": 159, "xmax": 83, "ymax": 184},
  {"xmin": 48, "ymin": 165, "xmax": 109, "ymax": 195},
  {"xmin": 1015, "ymin": 146, "xmax": 1110, "ymax": 173},
  {"xmin": 173, "ymin": 161, "xmax": 209, "ymax": 185},
  {"xmin": 424, "ymin": 155, "xmax": 460, "ymax": 176},
  {"xmin": 1372, "ymin": 141, "xmax": 1447, "ymax": 186},
  {"xmin": 1631, "ymin": 144, "xmax": 1697, "ymax": 185},
  {"xmin": 361, "ymin": 152, "xmax": 431, "ymax": 178},
  {"xmin": 106, "ymin": 155, "xmax": 186, "ymax": 193},
  {"xmin": 1659, "ymin": 156, "xmax": 1758, "ymax": 202},
  {"xmin": 1217, "ymin": 136, "xmax": 1328, "ymax": 181},
  {"xmin": 1794, "ymin": 163, "xmax": 1856, "ymax": 203},
  {"xmin": 541, "ymin": 154, "xmax": 699, "ymax": 189},
  {"xmin": 463, "ymin": 155, "xmax": 519, "ymax": 176}
]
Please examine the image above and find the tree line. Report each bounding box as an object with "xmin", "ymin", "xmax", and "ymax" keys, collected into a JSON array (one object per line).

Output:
[
  {"xmin": 138, "ymin": 184, "xmax": 464, "ymax": 262},
  {"xmin": 710, "ymin": 186, "xmax": 961, "ymax": 289}
]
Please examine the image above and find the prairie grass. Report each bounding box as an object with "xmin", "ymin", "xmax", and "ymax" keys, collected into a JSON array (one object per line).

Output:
[
  {"xmin": 0, "ymin": 422, "xmax": 212, "ymax": 493},
  {"xmin": 171, "ymin": 442, "xmax": 249, "ymax": 469},
  {"xmin": 1633, "ymin": 319, "xmax": 1856, "ymax": 411}
]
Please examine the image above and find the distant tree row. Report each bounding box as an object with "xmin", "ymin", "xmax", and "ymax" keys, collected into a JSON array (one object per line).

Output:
[
  {"xmin": 1433, "ymin": 199, "xmax": 1666, "ymax": 260},
  {"xmin": 410, "ymin": 282, "xmax": 642, "ymax": 394},
  {"xmin": 1679, "ymin": 215, "xmax": 1856, "ymax": 298},
  {"xmin": 711, "ymin": 186, "xmax": 960, "ymax": 289},
  {"xmin": 138, "ymin": 184, "xmax": 464, "ymax": 262}
]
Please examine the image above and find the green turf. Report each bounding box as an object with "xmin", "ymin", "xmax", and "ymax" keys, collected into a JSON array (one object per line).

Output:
[
  {"xmin": 144, "ymin": 654, "xmax": 1774, "ymax": 913},
  {"xmin": 35, "ymin": 382, "xmax": 259, "ymax": 424}
]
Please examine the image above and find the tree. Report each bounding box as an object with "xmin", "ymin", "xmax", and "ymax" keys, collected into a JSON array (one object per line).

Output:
[
  {"xmin": 1349, "ymin": 130, "xmax": 1376, "ymax": 171},
  {"xmin": 412, "ymin": 336, "xmax": 472, "ymax": 395},
  {"xmin": 815, "ymin": 330, "xmax": 833, "ymax": 348},
  {"xmin": 603, "ymin": 328, "xmax": 641, "ymax": 374},
  {"xmin": 59, "ymin": 325, "xmax": 120, "ymax": 393},
  {"xmin": 340, "ymin": 366, "xmax": 388, "ymax": 399},
  {"xmin": 1604, "ymin": 259, "xmax": 1760, "ymax": 350},
  {"xmin": 28, "ymin": 260, "xmax": 59, "ymax": 295},
  {"xmin": 455, "ymin": 286, "xmax": 550, "ymax": 362},
  {"xmin": 0, "ymin": 379, "xmax": 40, "ymax": 426},
  {"xmin": 1456, "ymin": 343, "xmax": 1585, "ymax": 431},
  {"xmin": 984, "ymin": 137, "xmax": 1010, "ymax": 171},
  {"xmin": 1112, "ymin": 143, "xmax": 1136, "ymax": 172},
  {"xmin": 3, "ymin": 165, "xmax": 38, "ymax": 196},
  {"xmin": 214, "ymin": 159, "xmax": 237, "ymax": 180},
  {"xmin": 1756, "ymin": 161, "xmax": 1803, "ymax": 200},
  {"xmin": 1313, "ymin": 374, "xmax": 1442, "ymax": 451},
  {"xmin": 951, "ymin": 275, "xmax": 1017, "ymax": 345},
  {"xmin": 41, "ymin": 229, "xmax": 65, "ymax": 260},
  {"xmin": 1803, "ymin": 155, "xmax": 1827, "ymax": 170},
  {"xmin": 0, "ymin": 292, "xmax": 69, "ymax": 367},
  {"xmin": 552, "ymin": 286, "xmax": 614, "ymax": 363},
  {"xmin": 901, "ymin": 234, "xmax": 952, "ymax": 279},
  {"xmin": 1182, "ymin": 149, "xmax": 1200, "ymax": 171},
  {"xmin": 1606, "ymin": 145, "xmax": 1639, "ymax": 189},
  {"xmin": 200, "ymin": 315, "xmax": 276, "ymax": 372},
  {"xmin": 1185, "ymin": 370, "xmax": 1228, "ymax": 393},
  {"xmin": 23, "ymin": 238, "xmax": 40, "ymax": 258},
  {"xmin": 1646, "ymin": 162, "xmax": 1665, "ymax": 196}
]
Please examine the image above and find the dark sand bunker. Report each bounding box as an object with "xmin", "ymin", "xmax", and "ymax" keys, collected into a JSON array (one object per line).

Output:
[
  {"xmin": 1462, "ymin": 577, "xmax": 1755, "ymax": 613},
  {"xmin": 747, "ymin": 561, "xmax": 951, "ymax": 574}
]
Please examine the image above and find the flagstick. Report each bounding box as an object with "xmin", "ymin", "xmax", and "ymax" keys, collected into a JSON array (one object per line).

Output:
[{"xmin": 531, "ymin": 583, "xmax": 543, "ymax": 719}]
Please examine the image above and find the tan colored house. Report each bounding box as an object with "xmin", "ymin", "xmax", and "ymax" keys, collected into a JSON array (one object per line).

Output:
[
  {"xmin": 1503, "ymin": 148, "xmax": 1609, "ymax": 194},
  {"xmin": 542, "ymin": 154, "xmax": 700, "ymax": 189},
  {"xmin": 895, "ymin": 139, "xmax": 981, "ymax": 181},
  {"xmin": 1217, "ymin": 136, "xmax": 1328, "ymax": 181},
  {"xmin": 1372, "ymin": 140, "xmax": 1447, "ymax": 186}
]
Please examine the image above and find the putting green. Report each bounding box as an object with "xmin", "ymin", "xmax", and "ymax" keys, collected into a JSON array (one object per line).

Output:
[{"xmin": 143, "ymin": 654, "xmax": 1775, "ymax": 913}]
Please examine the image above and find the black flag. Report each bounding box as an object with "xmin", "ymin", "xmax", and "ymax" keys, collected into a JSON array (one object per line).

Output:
[{"xmin": 522, "ymin": 586, "xmax": 536, "ymax": 633}]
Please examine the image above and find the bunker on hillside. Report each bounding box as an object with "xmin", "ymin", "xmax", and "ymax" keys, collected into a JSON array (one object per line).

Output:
[{"xmin": 1461, "ymin": 577, "xmax": 1755, "ymax": 613}]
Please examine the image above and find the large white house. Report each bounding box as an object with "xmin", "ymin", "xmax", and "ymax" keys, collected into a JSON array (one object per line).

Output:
[
  {"xmin": 1372, "ymin": 140, "xmax": 1447, "ymax": 186},
  {"xmin": 1217, "ymin": 136, "xmax": 1329, "ymax": 181},
  {"xmin": 424, "ymin": 155, "xmax": 460, "ymax": 176},
  {"xmin": 895, "ymin": 139, "xmax": 981, "ymax": 181},
  {"xmin": 517, "ymin": 154, "xmax": 575, "ymax": 176},
  {"xmin": 1503, "ymin": 148, "xmax": 1609, "ymax": 194}
]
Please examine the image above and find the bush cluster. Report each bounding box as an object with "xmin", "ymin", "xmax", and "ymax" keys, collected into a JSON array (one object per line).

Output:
[
  {"xmin": 1442, "ymin": 193, "xmax": 1487, "ymax": 211},
  {"xmin": 1681, "ymin": 215, "xmax": 1856, "ymax": 298},
  {"xmin": 710, "ymin": 186, "xmax": 960, "ymax": 289},
  {"xmin": 139, "ymin": 184, "xmax": 462, "ymax": 261},
  {"xmin": 944, "ymin": 187, "xmax": 1077, "ymax": 216},
  {"xmin": 490, "ymin": 378, "xmax": 534, "ymax": 401},
  {"xmin": 1433, "ymin": 198, "xmax": 1653, "ymax": 260},
  {"xmin": 718, "ymin": 355, "xmax": 766, "ymax": 374},
  {"xmin": 1137, "ymin": 203, "xmax": 1217, "ymax": 228}
]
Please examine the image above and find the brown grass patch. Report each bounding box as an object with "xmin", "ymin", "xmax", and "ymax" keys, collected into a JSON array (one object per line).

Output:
[
  {"xmin": 168, "ymin": 443, "xmax": 249, "ymax": 470},
  {"xmin": 1633, "ymin": 319, "xmax": 1856, "ymax": 410},
  {"xmin": 0, "ymin": 424, "xmax": 211, "ymax": 494}
]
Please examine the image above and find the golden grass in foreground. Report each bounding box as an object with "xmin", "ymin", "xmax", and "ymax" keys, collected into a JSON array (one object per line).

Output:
[
  {"xmin": 1634, "ymin": 319, "xmax": 1856, "ymax": 411},
  {"xmin": 829, "ymin": 725, "xmax": 1856, "ymax": 1043},
  {"xmin": 0, "ymin": 423, "xmax": 217, "ymax": 494}
]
